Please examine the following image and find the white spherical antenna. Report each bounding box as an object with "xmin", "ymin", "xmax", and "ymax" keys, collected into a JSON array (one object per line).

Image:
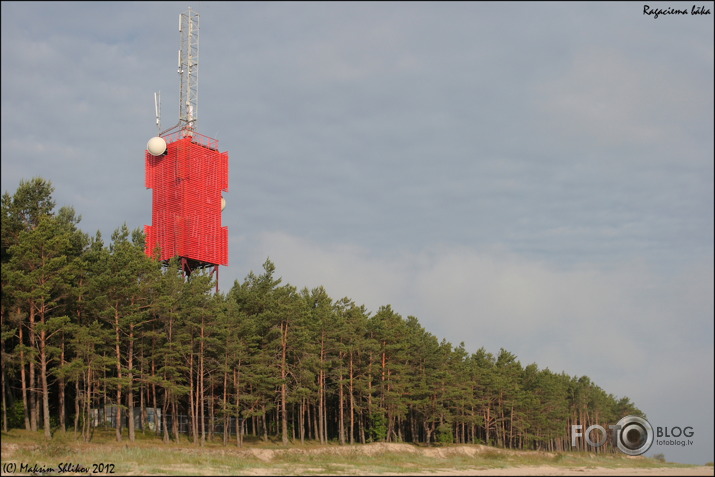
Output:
[
  {"xmin": 147, "ymin": 136, "xmax": 167, "ymax": 156},
  {"xmin": 221, "ymin": 197, "xmax": 226, "ymax": 211}
]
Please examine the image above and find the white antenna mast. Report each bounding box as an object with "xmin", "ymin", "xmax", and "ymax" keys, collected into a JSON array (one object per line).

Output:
[
  {"xmin": 178, "ymin": 7, "xmax": 199, "ymax": 137},
  {"xmin": 154, "ymin": 91, "xmax": 161, "ymax": 133}
]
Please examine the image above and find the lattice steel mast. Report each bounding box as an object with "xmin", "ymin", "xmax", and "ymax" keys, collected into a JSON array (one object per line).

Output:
[{"xmin": 179, "ymin": 7, "xmax": 199, "ymax": 135}]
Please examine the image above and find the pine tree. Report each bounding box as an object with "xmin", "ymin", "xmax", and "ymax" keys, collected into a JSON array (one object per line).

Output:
[
  {"xmin": 5, "ymin": 209, "xmax": 86, "ymax": 438},
  {"xmin": 1, "ymin": 178, "xmax": 57, "ymax": 433}
]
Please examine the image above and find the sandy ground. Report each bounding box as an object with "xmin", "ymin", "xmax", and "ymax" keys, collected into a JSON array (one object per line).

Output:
[
  {"xmin": 236, "ymin": 443, "xmax": 714, "ymax": 476},
  {"xmin": 3, "ymin": 439, "xmax": 712, "ymax": 476},
  {"xmin": 390, "ymin": 466, "xmax": 714, "ymax": 476},
  {"xmin": 235, "ymin": 465, "xmax": 714, "ymax": 476}
]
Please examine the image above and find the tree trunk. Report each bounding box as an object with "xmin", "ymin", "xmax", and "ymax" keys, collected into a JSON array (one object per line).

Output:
[
  {"xmin": 485, "ymin": 408, "xmax": 491, "ymax": 446},
  {"xmin": 280, "ymin": 321, "xmax": 289, "ymax": 445},
  {"xmin": 359, "ymin": 411, "xmax": 365, "ymax": 444},
  {"xmin": 83, "ymin": 367, "xmax": 93, "ymax": 442},
  {"xmin": 162, "ymin": 390, "xmax": 170, "ymax": 443},
  {"xmin": 114, "ymin": 307, "xmax": 123, "ymax": 442},
  {"xmin": 18, "ymin": 315, "xmax": 30, "ymax": 431},
  {"xmin": 208, "ymin": 379, "xmax": 214, "ymax": 443},
  {"xmin": 151, "ymin": 358, "xmax": 158, "ymax": 436},
  {"xmin": 299, "ymin": 398, "xmax": 305, "ymax": 444},
  {"xmin": 127, "ymin": 324, "xmax": 135, "ymax": 442},
  {"xmin": 317, "ymin": 332, "xmax": 325, "ymax": 444},
  {"xmin": 199, "ymin": 320, "xmax": 206, "ymax": 445},
  {"xmin": 308, "ymin": 399, "xmax": 315, "ymax": 441},
  {"xmin": 29, "ymin": 307, "xmax": 38, "ymax": 432},
  {"xmin": 58, "ymin": 336, "xmax": 66, "ymax": 432},
  {"xmin": 139, "ymin": 381, "xmax": 146, "ymax": 433},
  {"xmin": 0, "ymin": 310, "xmax": 6, "ymax": 433},
  {"xmin": 73, "ymin": 379, "xmax": 80, "ymax": 436},
  {"xmin": 338, "ymin": 359, "xmax": 345, "ymax": 445},
  {"xmin": 509, "ymin": 405, "xmax": 514, "ymax": 449},
  {"xmin": 367, "ymin": 356, "xmax": 373, "ymax": 443},
  {"xmin": 234, "ymin": 367, "xmax": 242, "ymax": 447},
  {"xmin": 222, "ymin": 357, "xmax": 228, "ymax": 446},
  {"xmin": 261, "ymin": 405, "xmax": 268, "ymax": 442},
  {"xmin": 189, "ymin": 350, "xmax": 197, "ymax": 443},
  {"xmin": 349, "ymin": 352, "xmax": 355, "ymax": 444},
  {"xmin": 39, "ymin": 320, "xmax": 51, "ymax": 439},
  {"xmin": 292, "ymin": 404, "xmax": 297, "ymax": 441},
  {"xmin": 172, "ymin": 397, "xmax": 180, "ymax": 442}
]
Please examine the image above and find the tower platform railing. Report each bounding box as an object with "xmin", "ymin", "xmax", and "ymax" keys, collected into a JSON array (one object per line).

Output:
[{"xmin": 161, "ymin": 129, "xmax": 219, "ymax": 150}]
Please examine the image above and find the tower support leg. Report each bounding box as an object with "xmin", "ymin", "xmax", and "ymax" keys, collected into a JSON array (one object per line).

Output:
[
  {"xmin": 181, "ymin": 257, "xmax": 193, "ymax": 277},
  {"xmin": 210, "ymin": 265, "xmax": 219, "ymax": 294}
]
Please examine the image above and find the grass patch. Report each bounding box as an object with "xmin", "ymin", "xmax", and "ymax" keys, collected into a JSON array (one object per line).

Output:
[{"xmin": 1, "ymin": 429, "xmax": 703, "ymax": 475}]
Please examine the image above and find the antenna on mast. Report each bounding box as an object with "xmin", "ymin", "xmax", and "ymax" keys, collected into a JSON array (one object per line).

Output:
[
  {"xmin": 153, "ymin": 7, "xmax": 199, "ymax": 138},
  {"xmin": 178, "ymin": 7, "xmax": 199, "ymax": 137},
  {"xmin": 154, "ymin": 91, "xmax": 161, "ymax": 133}
]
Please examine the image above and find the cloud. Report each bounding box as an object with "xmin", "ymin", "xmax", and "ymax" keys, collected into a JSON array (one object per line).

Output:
[
  {"xmin": 245, "ymin": 230, "xmax": 713, "ymax": 462},
  {"xmin": 249, "ymin": 231, "xmax": 711, "ymax": 364},
  {"xmin": 535, "ymin": 44, "xmax": 713, "ymax": 153}
]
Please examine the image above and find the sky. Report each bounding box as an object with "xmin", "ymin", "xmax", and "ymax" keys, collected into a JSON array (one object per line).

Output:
[{"xmin": 2, "ymin": 0, "xmax": 713, "ymax": 465}]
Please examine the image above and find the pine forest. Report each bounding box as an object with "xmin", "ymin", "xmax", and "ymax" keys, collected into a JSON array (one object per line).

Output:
[{"xmin": 1, "ymin": 177, "xmax": 644, "ymax": 453}]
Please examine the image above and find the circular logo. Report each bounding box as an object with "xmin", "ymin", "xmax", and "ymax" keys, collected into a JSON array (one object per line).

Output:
[{"xmin": 615, "ymin": 415, "xmax": 654, "ymax": 456}]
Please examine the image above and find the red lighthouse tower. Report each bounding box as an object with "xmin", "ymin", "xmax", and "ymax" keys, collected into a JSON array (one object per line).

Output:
[{"xmin": 145, "ymin": 7, "xmax": 228, "ymax": 280}]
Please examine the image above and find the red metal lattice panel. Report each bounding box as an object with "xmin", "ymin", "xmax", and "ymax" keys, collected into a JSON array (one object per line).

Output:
[{"xmin": 145, "ymin": 134, "xmax": 229, "ymax": 266}]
